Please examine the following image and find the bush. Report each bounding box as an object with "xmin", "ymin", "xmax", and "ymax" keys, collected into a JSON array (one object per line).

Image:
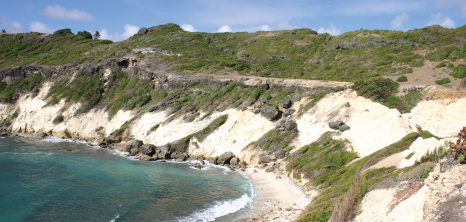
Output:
[
  {"xmin": 435, "ymin": 78, "xmax": 451, "ymax": 85},
  {"xmin": 353, "ymin": 78, "xmax": 399, "ymax": 104},
  {"xmin": 396, "ymin": 75, "xmax": 408, "ymax": 82},
  {"xmin": 52, "ymin": 115, "xmax": 64, "ymax": 124},
  {"xmin": 53, "ymin": 28, "xmax": 73, "ymax": 36},
  {"xmin": 450, "ymin": 127, "xmax": 466, "ymax": 161},
  {"xmin": 451, "ymin": 64, "xmax": 466, "ymax": 79}
]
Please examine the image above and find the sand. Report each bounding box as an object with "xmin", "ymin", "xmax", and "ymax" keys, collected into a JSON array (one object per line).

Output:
[{"xmin": 239, "ymin": 162, "xmax": 315, "ymax": 221}]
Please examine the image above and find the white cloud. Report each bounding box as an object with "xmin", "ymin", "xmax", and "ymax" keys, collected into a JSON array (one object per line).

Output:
[
  {"xmin": 217, "ymin": 25, "xmax": 232, "ymax": 33},
  {"xmin": 427, "ymin": 13, "xmax": 456, "ymax": 28},
  {"xmin": 2, "ymin": 21, "xmax": 23, "ymax": 33},
  {"xmin": 29, "ymin": 21, "xmax": 53, "ymax": 34},
  {"xmin": 317, "ymin": 24, "xmax": 341, "ymax": 36},
  {"xmin": 43, "ymin": 5, "xmax": 93, "ymax": 21},
  {"xmin": 181, "ymin": 24, "xmax": 198, "ymax": 32},
  {"xmin": 390, "ymin": 13, "xmax": 410, "ymax": 30},
  {"xmin": 260, "ymin": 25, "xmax": 271, "ymax": 31},
  {"xmin": 100, "ymin": 24, "xmax": 140, "ymax": 42}
]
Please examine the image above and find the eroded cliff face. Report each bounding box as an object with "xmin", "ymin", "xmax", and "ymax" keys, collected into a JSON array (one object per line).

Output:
[{"xmin": 1, "ymin": 82, "xmax": 463, "ymax": 165}]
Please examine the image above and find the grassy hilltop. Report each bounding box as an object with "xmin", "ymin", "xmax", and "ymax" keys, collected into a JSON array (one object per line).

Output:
[{"xmin": 1, "ymin": 23, "xmax": 466, "ymax": 82}]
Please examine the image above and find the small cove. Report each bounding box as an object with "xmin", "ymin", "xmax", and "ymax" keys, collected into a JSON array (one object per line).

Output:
[{"xmin": 0, "ymin": 136, "xmax": 254, "ymax": 222}]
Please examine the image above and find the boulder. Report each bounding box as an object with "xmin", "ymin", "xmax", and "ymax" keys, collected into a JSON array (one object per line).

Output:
[
  {"xmin": 130, "ymin": 148, "xmax": 139, "ymax": 156},
  {"xmin": 217, "ymin": 151, "xmax": 235, "ymax": 165},
  {"xmin": 230, "ymin": 157, "xmax": 239, "ymax": 166},
  {"xmin": 260, "ymin": 105, "xmax": 280, "ymax": 120},
  {"xmin": 265, "ymin": 166, "xmax": 275, "ymax": 172},
  {"xmin": 275, "ymin": 150, "xmax": 286, "ymax": 159},
  {"xmin": 292, "ymin": 94, "xmax": 302, "ymax": 102},
  {"xmin": 258, "ymin": 154, "xmax": 271, "ymax": 164},
  {"xmin": 260, "ymin": 97, "xmax": 268, "ymax": 103},
  {"xmin": 329, "ymin": 121, "xmax": 350, "ymax": 132},
  {"xmin": 283, "ymin": 109, "xmax": 296, "ymax": 117},
  {"xmin": 140, "ymin": 154, "xmax": 157, "ymax": 161},
  {"xmin": 239, "ymin": 161, "xmax": 248, "ymax": 169},
  {"xmin": 114, "ymin": 140, "xmax": 143, "ymax": 153},
  {"xmin": 139, "ymin": 144, "xmax": 156, "ymax": 156},
  {"xmin": 277, "ymin": 119, "xmax": 297, "ymax": 131},
  {"xmin": 279, "ymin": 100, "xmax": 292, "ymax": 109},
  {"xmin": 193, "ymin": 162, "xmax": 202, "ymax": 169},
  {"xmin": 157, "ymin": 144, "xmax": 171, "ymax": 153},
  {"xmin": 208, "ymin": 156, "xmax": 219, "ymax": 164}
]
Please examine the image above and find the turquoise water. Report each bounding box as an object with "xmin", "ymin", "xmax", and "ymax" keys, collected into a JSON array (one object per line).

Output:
[{"xmin": 0, "ymin": 136, "xmax": 254, "ymax": 222}]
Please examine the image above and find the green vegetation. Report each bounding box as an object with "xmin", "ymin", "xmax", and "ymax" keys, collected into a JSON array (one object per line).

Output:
[
  {"xmin": 2, "ymin": 24, "xmax": 466, "ymax": 82},
  {"xmin": 396, "ymin": 75, "xmax": 408, "ymax": 82},
  {"xmin": 0, "ymin": 73, "xmax": 44, "ymax": 102},
  {"xmin": 52, "ymin": 115, "xmax": 64, "ymax": 124},
  {"xmin": 255, "ymin": 128, "xmax": 299, "ymax": 151},
  {"xmin": 288, "ymin": 132, "xmax": 420, "ymax": 221},
  {"xmin": 194, "ymin": 114, "xmax": 228, "ymax": 142},
  {"xmin": 450, "ymin": 64, "xmax": 466, "ymax": 79},
  {"xmin": 417, "ymin": 126, "xmax": 441, "ymax": 140},
  {"xmin": 435, "ymin": 78, "xmax": 451, "ymax": 85}
]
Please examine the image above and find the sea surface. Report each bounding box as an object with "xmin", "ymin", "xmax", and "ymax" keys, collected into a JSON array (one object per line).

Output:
[{"xmin": 0, "ymin": 136, "xmax": 254, "ymax": 222}]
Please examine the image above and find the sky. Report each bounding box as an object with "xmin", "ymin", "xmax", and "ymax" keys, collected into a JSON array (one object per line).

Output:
[{"xmin": 1, "ymin": 0, "xmax": 466, "ymax": 42}]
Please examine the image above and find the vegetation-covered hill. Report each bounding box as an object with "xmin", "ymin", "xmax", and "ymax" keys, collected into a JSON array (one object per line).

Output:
[{"xmin": 1, "ymin": 23, "xmax": 466, "ymax": 82}]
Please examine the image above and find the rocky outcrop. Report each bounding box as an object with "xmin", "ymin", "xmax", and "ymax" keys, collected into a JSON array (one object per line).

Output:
[
  {"xmin": 260, "ymin": 105, "xmax": 280, "ymax": 121},
  {"xmin": 329, "ymin": 121, "xmax": 350, "ymax": 132}
]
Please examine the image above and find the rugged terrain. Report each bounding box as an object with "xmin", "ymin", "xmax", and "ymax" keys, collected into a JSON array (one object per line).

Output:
[{"xmin": 1, "ymin": 24, "xmax": 466, "ymax": 221}]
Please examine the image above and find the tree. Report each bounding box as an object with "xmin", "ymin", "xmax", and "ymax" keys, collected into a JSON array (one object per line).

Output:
[
  {"xmin": 53, "ymin": 28, "xmax": 73, "ymax": 36},
  {"xmin": 1, "ymin": 29, "xmax": 6, "ymax": 33},
  {"xmin": 94, "ymin": 31, "xmax": 100, "ymax": 40},
  {"xmin": 77, "ymin": 30, "xmax": 92, "ymax": 39}
]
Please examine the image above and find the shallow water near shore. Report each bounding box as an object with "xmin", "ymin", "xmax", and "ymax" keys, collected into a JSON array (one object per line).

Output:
[{"xmin": 0, "ymin": 136, "xmax": 254, "ymax": 222}]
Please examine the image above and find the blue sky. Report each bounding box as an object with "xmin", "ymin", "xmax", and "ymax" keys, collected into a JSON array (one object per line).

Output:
[{"xmin": 2, "ymin": 0, "xmax": 466, "ymax": 41}]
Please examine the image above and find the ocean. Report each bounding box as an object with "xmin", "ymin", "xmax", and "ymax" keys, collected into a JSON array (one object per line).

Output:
[{"xmin": 0, "ymin": 136, "xmax": 254, "ymax": 222}]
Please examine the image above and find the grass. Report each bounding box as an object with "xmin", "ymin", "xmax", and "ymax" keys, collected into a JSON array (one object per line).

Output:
[
  {"xmin": 0, "ymin": 73, "xmax": 44, "ymax": 102},
  {"xmin": 288, "ymin": 132, "xmax": 420, "ymax": 221},
  {"xmin": 435, "ymin": 78, "xmax": 451, "ymax": 85},
  {"xmin": 2, "ymin": 24, "xmax": 466, "ymax": 83},
  {"xmin": 255, "ymin": 128, "xmax": 299, "ymax": 151}
]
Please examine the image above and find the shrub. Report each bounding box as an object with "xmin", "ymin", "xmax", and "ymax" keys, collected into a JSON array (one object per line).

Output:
[
  {"xmin": 53, "ymin": 28, "xmax": 73, "ymax": 36},
  {"xmin": 52, "ymin": 115, "xmax": 64, "ymax": 124},
  {"xmin": 396, "ymin": 75, "xmax": 408, "ymax": 82},
  {"xmin": 435, "ymin": 78, "xmax": 451, "ymax": 85},
  {"xmin": 451, "ymin": 64, "xmax": 466, "ymax": 79},
  {"xmin": 450, "ymin": 127, "xmax": 466, "ymax": 161},
  {"xmin": 353, "ymin": 78, "xmax": 399, "ymax": 104}
]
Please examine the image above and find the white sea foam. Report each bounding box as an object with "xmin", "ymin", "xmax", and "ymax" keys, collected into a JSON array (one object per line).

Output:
[
  {"xmin": 179, "ymin": 193, "xmax": 253, "ymax": 222},
  {"xmin": 110, "ymin": 214, "xmax": 119, "ymax": 222},
  {"xmin": 41, "ymin": 136, "xmax": 89, "ymax": 144}
]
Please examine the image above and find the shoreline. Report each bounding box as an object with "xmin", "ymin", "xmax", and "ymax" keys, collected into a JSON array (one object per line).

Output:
[
  {"xmin": 3, "ymin": 134, "xmax": 312, "ymax": 221},
  {"xmin": 240, "ymin": 162, "xmax": 314, "ymax": 222}
]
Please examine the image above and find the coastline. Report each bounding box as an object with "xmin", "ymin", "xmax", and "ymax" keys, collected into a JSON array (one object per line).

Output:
[
  {"xmin": 240, "ymin": 161, "xmax": 314, "ymax": 222},
  {"xmin": 6, "ymin": 133, "xmax": 311, "ymax": 221}
]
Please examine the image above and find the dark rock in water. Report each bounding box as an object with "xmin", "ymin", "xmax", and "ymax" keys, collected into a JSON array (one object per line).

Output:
[
  {"xmin": 329, "ymin": 121, "xmax": 350, "ymax": 132},
  {"xmin": 230, "ymin": 157, "xmax": 239, "ymax": 166},
  {"xmin": 258, "ymin": 154, "xmax": 271, "ymax": 164},
  {"xmin": 140, "ymin": 154, "xmax": 157, "ymax": 161},
  {"xmin": 193, "ymin": 162, "xmax": 202, "ymax": 169},
  {"xmin": 139, "ymin": 144, "xmax": 156, "ymax": 156},
  {"xmin": 208, "ymin": 156, "xmax": 219, "ymax": 164},
  {"xmin": 159, "ymin": 159, "xmax": 166, "ymax": 163},
  {"xmin": 279, "ymin": 100, "xmax": 292, "ymax": 109},
  {"xmin": 99, "ymin": 136, "xmax": 121, "ymax": 148},
  {"xmin": 217, "ymin": 151, "xmax": 235, "ymax": 165},
  {"xmin": 130, "ymin": 148, "xmax": 139, "ymax": 156},
  {"xmin": 275, "ymin": 150, "xmax": 286, "ymax": 159},
  {"xmin": 114, "ymin": 140, "xmax": 142, "ymax": 152},
  {"xmin": 37, "ymin": 132, "xmax": 48, "ymax": 138},
  {"xmin": 260, "ymin": 105, "xmax": 280, "ymax": 121}
]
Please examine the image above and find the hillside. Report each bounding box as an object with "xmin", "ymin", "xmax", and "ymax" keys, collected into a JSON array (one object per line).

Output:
[
  {"xmin": 1, "ymin": 23, "xmax": 466, "ymax": 222},
  {"xmin": 1, "ymin": 23, "xmax": 466, "ymax": 85}
]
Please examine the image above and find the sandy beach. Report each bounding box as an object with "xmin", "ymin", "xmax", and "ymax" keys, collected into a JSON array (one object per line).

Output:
[{"xmin": 240, "ymin": 161, "xmax": 315, "ymax": 221}]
